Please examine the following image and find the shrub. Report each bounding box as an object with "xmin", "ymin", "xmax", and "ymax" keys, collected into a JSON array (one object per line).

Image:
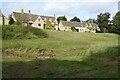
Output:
[
  {"xmin": 2, "ymin": 25, "xmax": 48, "ymax": 39},
  {"xmin": 15, "ymin": 21, "xmax": 22, "ymax": 25},
  {"xmin": 45, "ymin": 22, "xmax": 53, "ymax": 29},
  {"xmin": 28, "ymin": 27, "xmax": 47, "ymax": 38},
  {"xmin": 71, "ymin": 26, "xmax": 76, "ymax": 31}
]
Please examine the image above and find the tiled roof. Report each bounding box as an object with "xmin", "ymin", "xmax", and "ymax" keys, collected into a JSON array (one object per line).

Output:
[
  {"xmin": 61, "ymin": 21, "xmax": 98, "ymax": 28},
  {"xmin": 13, "ymin": 12, "xmax": 55, "ymax": 23},
  {"xmin": 40, "ymin": 16, "xmax": 55, "ymax": 22},
  {"xmin": 91, "ymin": 23, "xmax": 99, "ymax": 29},
  {"xmin": 13, "ymin": 12, "xmax": 39, "ymax": 23},
  {"xmin": 61, "ymin": 21, "xmax": 83, "ymax": 27}
]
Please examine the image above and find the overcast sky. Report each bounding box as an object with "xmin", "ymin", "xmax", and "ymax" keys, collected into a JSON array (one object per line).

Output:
[{"xmin": 0, "ymin": 0, "xmax": 119, "ymax": 21}]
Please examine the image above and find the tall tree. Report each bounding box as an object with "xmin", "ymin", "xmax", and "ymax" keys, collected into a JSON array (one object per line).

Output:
[
  {"xmin": 9, "ymin": 15, "xmax": 15, "ymax": 25},
  {"xmin": 70, "ymin": 16, "xmax": 80, "ymax": 22},
  {"xmin": 111, "ymin": 11, "xmax": 120, "ymax": 33},
  {"xmin": 113, "ymin": 11, "xmax": 120, "ymax": 29},
  {"xmin": 57, "ymin": 16, "xmax": 67, "ymax": 24},
  {"xmin": 97, "ymin": 12, "xmax": 111, "ymax": 33}
]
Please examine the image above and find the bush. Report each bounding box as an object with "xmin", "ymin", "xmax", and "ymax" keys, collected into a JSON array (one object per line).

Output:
[
  {"xmin": 15, "ymin": 21, "xmax": 22, "ymax": 25},
  {"xmin": 2, "ymin": 25, "xmax": 48, "ymax": 39},
  {"xmin": 45, "ymin": 22, "xmax": 53, "ymax": 29},
  {"xmin": 71, "ymin": 26, "xmax": 76, "ymax": 31},
  {"xmin": 28, "ymin": 27, "xmax": 47, "ymax": 38}
]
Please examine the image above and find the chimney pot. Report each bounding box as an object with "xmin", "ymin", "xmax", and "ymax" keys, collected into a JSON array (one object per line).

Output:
[
  {"xmin": 29, "ymin": 10, "xmax": 31, "ymax": 14},
  {"xmin": 21, "ymin": 9, "xmax": 24, "ymax": 13}
]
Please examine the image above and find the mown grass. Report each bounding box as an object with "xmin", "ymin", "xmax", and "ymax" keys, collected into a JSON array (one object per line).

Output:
[{"xmin": 2, "ymin": 29, "xmax": 119, "ymax": 78}]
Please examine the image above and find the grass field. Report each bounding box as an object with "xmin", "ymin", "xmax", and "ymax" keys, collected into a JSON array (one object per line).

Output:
[{"xmin": 2, "ymin": 29, "xmax": 119, "ymax": 78}]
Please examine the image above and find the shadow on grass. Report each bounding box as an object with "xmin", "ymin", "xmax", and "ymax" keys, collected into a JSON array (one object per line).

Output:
[{"xmin": 2, "ymin": 46, "xmax": 119, "ymax": 78}]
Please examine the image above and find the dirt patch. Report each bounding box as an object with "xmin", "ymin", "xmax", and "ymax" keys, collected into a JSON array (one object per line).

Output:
[
  {"xmin": 3, "ymin": 49, "xmax": 56, "ymax": 59},
  {"xmin": 35, "ymin": 50, "xmax": 56, "ymax": 59}
]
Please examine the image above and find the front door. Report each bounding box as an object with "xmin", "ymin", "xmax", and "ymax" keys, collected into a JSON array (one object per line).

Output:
[{"xmin": 44, "ymin": 24, "xmax": 46, "ymax": 29}]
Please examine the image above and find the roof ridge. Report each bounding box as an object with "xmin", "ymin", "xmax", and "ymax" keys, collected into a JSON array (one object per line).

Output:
[
  {"xmin": 13, "ymin": 11, "xmax": 39, "ymax": 16},
  {"xmin": 13, "ymin": 12, "xmax": 55, "ymax": 18},
  {"xmin": 61, "ymin": 21, "xmax": 81, "ymax": 23}
]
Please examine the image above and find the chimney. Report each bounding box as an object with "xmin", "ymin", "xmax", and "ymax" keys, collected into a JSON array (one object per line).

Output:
[
  {"xmin": 21, "ymin": 9, "xmax": 24, "ymax": 14},
  {"xmin": 29, "ymin": 10, "xmax": 31, "ymax": 14},
  {"xmin": 28, "ymin": 10, "xmax": 31, "ymax": 21}
]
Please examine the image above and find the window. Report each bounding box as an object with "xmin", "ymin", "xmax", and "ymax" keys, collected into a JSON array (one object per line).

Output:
[
  {"xmin": 38, "ymin": 19, "xmax": 40, "ymax": 21},
  {"xmin": 38, "ymin": 24, "xmax": 41, "ymax": 26}
]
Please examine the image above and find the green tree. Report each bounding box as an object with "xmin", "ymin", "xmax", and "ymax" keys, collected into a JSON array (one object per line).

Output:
[
  {"xmin": 108, "ymin": 11, "xmax": 120, "ymax": 33},
  {"xmin": 9, "ymin": 15, "xmax": 15, "ymax": 25},
  {"xmin": 45, "ymin": 22, "xmax": 52, "ymax": 29},
  {"xmin": 71, "ymin": 26, "xmax": 76, "ymax": 31},
  {"xmin": 70, "ymin": 16, "xmax": 80, "ymax": 22},
  {"xmin": 57, "ymin": 16, "xmax": 67, "ymax": 24},
  {"xmin": 97, "ymin": 12, "xmax": 111, "ymax": 33},
  {"xmin": 113, "ymin": 11, "xmax": 120, "ymax": 29}
]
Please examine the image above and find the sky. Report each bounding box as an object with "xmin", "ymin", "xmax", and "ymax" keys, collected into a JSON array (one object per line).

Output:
[{"xmin": 0, "ymin": 0, "xmax": 119, "ymax": 21}]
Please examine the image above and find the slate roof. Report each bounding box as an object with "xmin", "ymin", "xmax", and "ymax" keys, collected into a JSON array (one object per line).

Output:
[
  {"xmin": 61, "ymin": 21, "xmax": 83, "ymax": 27},
  {"xmin": 61, "ymin": 21, "xmax": 98, "ymax": 29},
  {"xmin": 91, "ymin": 23, "xmax": 99, "ymax": 29},
  {"xmin": 40, "ymin": 16, "xmax": 55, "ymax": 22},
  {"xmin": 13, "ymin": 12, "xmax": 55, "ymax": 23},
  {"xmin": 13, "ymin": 12, "xmax": 39, "ymax": 23}
]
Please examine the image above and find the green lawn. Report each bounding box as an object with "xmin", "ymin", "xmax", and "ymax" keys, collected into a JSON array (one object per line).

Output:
[{"xmin": 2, "ymin": 30, "xmax": 119, "ymax": 78}]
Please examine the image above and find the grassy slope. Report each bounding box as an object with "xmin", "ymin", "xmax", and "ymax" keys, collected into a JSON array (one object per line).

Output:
[
  {"xmin": 2, "ymin": 25, "xmax": 47, "ymax": 39},
  {"xmin": 2, "ymin": 30, "xmax": 119, "ymax": 78}
]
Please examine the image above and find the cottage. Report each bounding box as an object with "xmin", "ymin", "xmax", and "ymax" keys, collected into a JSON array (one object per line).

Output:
[
  {"xmin": 11, "ymin": 9, "xmax": 58, "ymax": 29},
  {"xmin": 0, "ymin": 9, "xmax": 9, "ymax": 26},
  {"xmin": 59, "ymin": 21, "xmax": 99, "ymax": 33}
]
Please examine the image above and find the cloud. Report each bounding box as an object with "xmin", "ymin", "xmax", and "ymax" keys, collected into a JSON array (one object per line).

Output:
[
  {"xmin": 0, "ymin": 0, "xmax": 119, "ymax": 2},
  {"xmin": 1, "ymin": 2, "xmax": 45, "ymax": 16},
  {"xmin": 0, "ymin": 0, "xmax": 119, "ymax": 20},
  {"xmin": 41, "ymin": 1, "xmax": 118, "ymax": 20}
]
